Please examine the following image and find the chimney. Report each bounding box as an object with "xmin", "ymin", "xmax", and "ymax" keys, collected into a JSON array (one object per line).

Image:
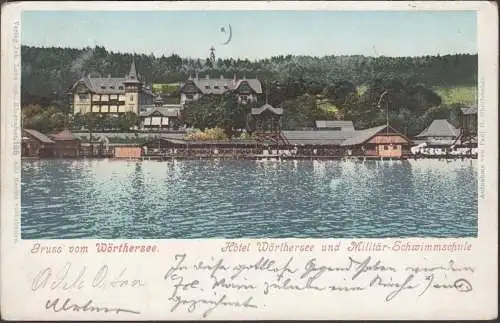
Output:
[
  {"xmin": 220, "ymin": 75, "xmax": 224, "ymax": 80},
  {"xmin": 195, "ymin": 70, "xmax": 199, "ymax": 80},
  {"xmin": 205, "ymin": 74, "xmax": 210, "ymax": 80}
]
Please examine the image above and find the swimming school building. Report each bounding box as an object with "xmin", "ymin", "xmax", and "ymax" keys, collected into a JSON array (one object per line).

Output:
[
  {"xmin": 22, "ymin": 116, "xmax": 477, "ymax": 160},
  {"xmin": 142, "ymin": 119, "xmax": 413, "ymax": 159}
]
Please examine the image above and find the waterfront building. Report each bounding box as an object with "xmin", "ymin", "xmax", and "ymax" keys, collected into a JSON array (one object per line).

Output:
[
  {"xmin": 71, "ymin": 60, "xmax": 155, "ymax": 115},
  {"xmin": 280, "ymin": 121, "xmax": 354, "ymax": 156},
  {"xmin": 415, "ymin": 119, "xmax": 459, "ymax": 147},
  {"xmin": 50, "ymin": 129, "xmax": 81, "ymax": 158},
  {"xmin": 341, "ymin": 125, "xmax": 411, "ymax": 158},
  {"xmin": 22, "ymin": 128, "xmax": 81, "ymax": 158},
  {"xmin": 455, "ymin": 107, "xmax": 478, "ymax": 147},
  {"xmin": 22, "ymin": 129, "xmax": 56, "ymax": 158},
  {"xmin": 179, "ymin": 74, "xmax": 263, "ymax": 106}
]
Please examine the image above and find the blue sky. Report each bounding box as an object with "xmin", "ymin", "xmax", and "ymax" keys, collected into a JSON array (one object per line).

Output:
[{"xmin": 21, "ymin": 10, "xmax": 477, "ymax": 59}]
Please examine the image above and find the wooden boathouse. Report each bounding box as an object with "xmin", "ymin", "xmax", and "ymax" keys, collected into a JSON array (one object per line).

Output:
[
  {"xmin": 22, "ymin": 129, "xmax": 56, "ymax": 158},
  {"xmin": 340, "ymin": 125, "xmax": 411, "ymax": 158},
  {"xmin": 50, "ymin": 129, "xmax": 81, "ymax": 158}
]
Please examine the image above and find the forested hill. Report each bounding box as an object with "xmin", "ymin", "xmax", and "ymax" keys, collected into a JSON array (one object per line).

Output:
[{"xmin": 21, "ymin": 45, "xmax": 477, "ymax": 108}]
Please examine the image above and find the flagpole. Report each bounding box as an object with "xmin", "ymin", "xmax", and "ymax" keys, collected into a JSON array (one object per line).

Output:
[{"xmin": 377, "ymin": 90, "xmax": 389, "ymax": 136}]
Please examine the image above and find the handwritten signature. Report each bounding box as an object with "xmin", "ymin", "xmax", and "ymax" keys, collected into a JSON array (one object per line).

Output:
[
  {"xmin": 45, "ymin": 297, "xmax": 140, "ymax": 315},
  {"xmin": 31, "ymin": 262, "xmax": 145, "ymax": 291}
]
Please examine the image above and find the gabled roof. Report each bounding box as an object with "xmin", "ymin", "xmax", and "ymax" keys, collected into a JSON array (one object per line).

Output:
[
  {"xmin": 415, "ymin": 119, "xmax": 459, "ymax": 138},
  {"xmin": 180, "ymin": 77, "xmax": 262, "ymax": 95},
  {"xmin": 50, "ymin": 129, "xmax": 77, "ymax": 141},
  {"xmin": 461, "ymin": 107, "xmax": 478, "ymax": 115},
  {"xmin": 73, "ymin": 76, "xmax": 155, "ymax": 95},
  {"xmin": 74, "ymin": 77, "xmax": 126, "ymax": 94},
  {"xmin": 234, "ymin": 79, "xmax": 263, "ymax": 94},
  {"xmin": 23, "ymin": 129, "xmax": 55, "ymax": 144},
  {"xmin": 251, "ymin": 103, "xmax": 283, "ymax": 116},
  {"xmin": 340, "ymin": 125, "xmax": 388, "ymax": 146},
  {"xmin": 140, "ymin": 107, "xmax": 181, "ymax": 118},
  {"xmin": 72, "ymin": 59, "xmax": 152, "ymax": 94}
]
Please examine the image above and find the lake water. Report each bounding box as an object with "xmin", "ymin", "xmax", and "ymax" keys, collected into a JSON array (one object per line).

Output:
[{"xmin": 21, "ymin": 159, "xmax": 477, "ymax": 239}]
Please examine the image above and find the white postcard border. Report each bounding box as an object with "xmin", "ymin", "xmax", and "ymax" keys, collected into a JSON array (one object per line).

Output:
[{"xmin": 1, "ymin": 1, "xmax": 498, "ymax": 320}]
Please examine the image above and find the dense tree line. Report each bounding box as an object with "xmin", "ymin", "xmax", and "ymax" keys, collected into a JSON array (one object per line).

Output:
[
  {"xmin": 21, "ymin": 45, "xmax": 477, "ymax": 108},
  {"xmin": 21, "ymin": 45, "xmax": 477, "ymax": 137}
]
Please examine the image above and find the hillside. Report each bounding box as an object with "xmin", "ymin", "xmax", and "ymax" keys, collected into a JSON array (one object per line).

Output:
[
  {"xmin": 21, "ymin": 45, "xmax": 477, "ymax": 109},
  {"xmin": 433, "ymin": 85, "xmax": 477, "ymax": 107}
]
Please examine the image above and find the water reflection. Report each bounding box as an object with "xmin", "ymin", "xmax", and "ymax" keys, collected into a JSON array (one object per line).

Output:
[{"xmin": 21, "ymin": 159, "xmax": 477, "ymax": 239}]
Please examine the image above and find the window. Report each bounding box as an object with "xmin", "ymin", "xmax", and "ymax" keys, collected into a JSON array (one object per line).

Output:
[
  {"xmin": 224, "ymin": 85, "xmax": 229, "ymax": 89},
  {"xmin": 78, "ymin": 94, "xmax": 89, "ymax": 100},
  {"xmin": 205, "ymin": 85, "xmax": 210, "ymax": 89},
  {"xmin": 384, "ymin": 145, "xmax": 389, "ymax": 150},
  {"xmin": 119, "ymin": 86, "xmax": 124, "ymax": 90},
  {"xmin": 214, "ymin": 85, "xmax": 220, "ymax": 89},
  {"xmin": 186, "ymin": 94, "xmax": 194, "ymax": 99},
  {"xmin": 130, "ymin": 95, "xmax": 134, "ymax": 101}
]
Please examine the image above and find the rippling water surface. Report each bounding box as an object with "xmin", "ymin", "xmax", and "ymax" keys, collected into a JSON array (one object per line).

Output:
[{"xmin": 21, "ymin": 159, "xmax": 477, "ymax": 239}]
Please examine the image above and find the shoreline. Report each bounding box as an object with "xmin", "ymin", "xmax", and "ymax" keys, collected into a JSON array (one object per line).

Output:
[{"xmin": 21, "ymin": 155, "xmax": 478, "ymax": 161}]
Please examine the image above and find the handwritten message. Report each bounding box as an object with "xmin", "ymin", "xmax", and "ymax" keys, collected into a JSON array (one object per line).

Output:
[{"xmin": 162, "ymin": 253, "xmax": 474, "ymax": 318}]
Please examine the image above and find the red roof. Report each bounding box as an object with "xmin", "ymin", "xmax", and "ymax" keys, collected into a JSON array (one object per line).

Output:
[{"xmin": 50, "ymin": 129, "xmax": 76, "ymax": 141}]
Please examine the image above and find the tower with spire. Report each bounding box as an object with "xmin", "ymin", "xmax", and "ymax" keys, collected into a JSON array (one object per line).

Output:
[
  {"xmin": 209, "ymin": 47, "xmax": 216, "ymax": 66},
  {"xmin": 123, "ymin": 59, "xmax": 142, "ymax": 115}
]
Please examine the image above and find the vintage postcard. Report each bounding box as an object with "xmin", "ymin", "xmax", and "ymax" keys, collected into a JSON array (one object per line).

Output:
[{"xmin": 1, "ymin": 1, "xmax": 498, "ymax": 320}]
